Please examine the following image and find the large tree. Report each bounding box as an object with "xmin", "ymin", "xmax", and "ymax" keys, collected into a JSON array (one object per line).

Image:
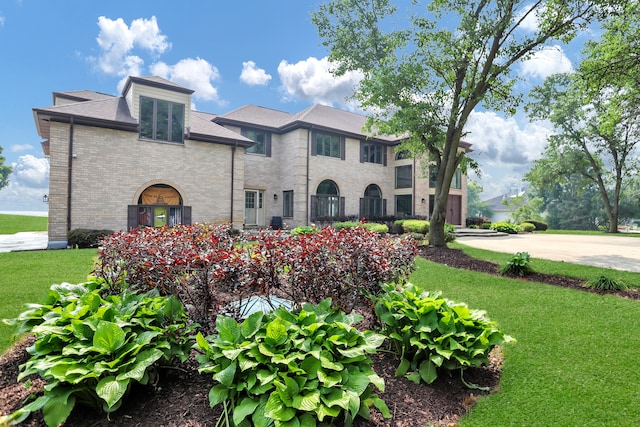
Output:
[
  {"xmin": 312, "ymin": 0, "xmax": 618, "ymax": 246},
  {"xmin": 526, "ymin": 73, "xmax": 640, "ymax": 232},
  {"xmin": 0, "ymin": 146, "xmax": 11, "ymax": 191}
]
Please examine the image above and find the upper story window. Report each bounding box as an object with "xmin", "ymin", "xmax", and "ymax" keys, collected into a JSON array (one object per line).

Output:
[
  {"xmin": 313, "ymin": 131, "xmax": 344, "ymax": 159},
  {"xmin": 361, "ymin": 141, "xmax": 385, "ymax": 165},
  {"xmin": 139, "ymin": 97, "xmax": 185, "ymax": 143},
  {"xmin": 429, "ymin": 165, "xmax": 462, "ymax": 189},
  {"xmin": 243, "ymin": 129, "xmax": 271, "ymax": 156},
  {"xmin": 395, "ymin": 150, "xmax": 412, "ymax": 160},
  {"xmin": 395, "ymin": 165, "xmax": 412, "ymax": 189}
]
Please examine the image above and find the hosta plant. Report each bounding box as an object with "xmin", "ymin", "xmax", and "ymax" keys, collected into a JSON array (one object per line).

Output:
[
  {"xmin": 499, "ymin": 252, "xmax": 534, "ymax": 277},
  {"xmin": 371, "ymin": 283, "xmax": 514, "ymax": 388},
  {"xmin": 196, "ymin": 299, "xmax": 389, "ymax": 427},
  {"xmin": 1, "ymin": 278, "xmax": 196, "ymax": 427}
]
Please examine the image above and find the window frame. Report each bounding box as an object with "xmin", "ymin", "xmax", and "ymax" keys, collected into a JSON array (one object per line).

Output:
[
  {"xmin": 283, "ymin": 190, "xmax": 294, "ymax": 218},
  {"xmin": 395, "ymin": 164, "xmax": 413, "ymax": 189},
  {"xmin": 361, "ymin": 141, "xmax": 385, "ymax": 165},
  {"xmin": 139, "ymin": 96, "xmax": 185, "ymax": 144},
  {"xmin": 395, "ymin": 195, "xmax": 413, "ymax": 217},
  {"xmin": 312, "ymin": 131, "xmax": 344, "ymax": 159}
]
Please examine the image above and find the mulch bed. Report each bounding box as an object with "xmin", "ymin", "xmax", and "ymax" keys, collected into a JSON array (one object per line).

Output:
[{"xmin": 1, "ymin": 246, "xmax": 636, "ymax": 426}]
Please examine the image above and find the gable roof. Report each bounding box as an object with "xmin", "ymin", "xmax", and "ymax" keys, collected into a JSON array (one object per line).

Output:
[
  {"xmin": 121, "ymin": 75, "xmax": 195, "ymax": 95},
  {"xmin": 53, "ymin": 90, "xmax": 116, "ymax": 104}
]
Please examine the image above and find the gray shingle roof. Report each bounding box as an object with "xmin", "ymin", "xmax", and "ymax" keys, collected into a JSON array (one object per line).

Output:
[
  {"xmin": 190, "ymin": 111, "xmax": 253, "ymax": 146},
  {"xmin": 53, "ymin": 90, "xmax": 116, "ymax": 103},
  {"xmin": 219, "ymin": 105, "xmax": 295, "ymax": 129},
  {"xmin": 217, "ymin": 104, "xmax": 401, "ymax": 143}
]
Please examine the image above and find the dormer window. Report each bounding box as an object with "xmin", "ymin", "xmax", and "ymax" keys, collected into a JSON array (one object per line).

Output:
[{"xmin": 139, "ymin": 96, "xmax": 185, "ymax": 143}]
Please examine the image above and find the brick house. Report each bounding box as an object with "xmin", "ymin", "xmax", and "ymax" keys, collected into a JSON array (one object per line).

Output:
[{"xmin": 34, "ymin": 76, "xmax": 469, "ymax": 248}]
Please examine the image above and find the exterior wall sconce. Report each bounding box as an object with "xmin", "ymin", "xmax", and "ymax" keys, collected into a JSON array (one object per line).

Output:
[
  {"xmin": 43, "ymin": 194, "xmax": 49, "ymax": 203},
  {"xmin": 273, "ymin": 193, "xmax": 278, "ymax": 201},
  {"xmin": 421, "ymin": 198, "xmax": 426, "ymax": 204}
]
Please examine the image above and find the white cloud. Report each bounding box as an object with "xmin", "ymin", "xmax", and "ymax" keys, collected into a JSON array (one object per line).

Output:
[
  {"xmin": 0, "ymin": 14, "xmax": 5, "ymax": 27},
  {"xmin": 515, "ymin": 3, "xmax": 542, "ymax": 32},
  {"xmin": 520, "ymin": 45, "xmax": 573, "ymax": 79},
  {"xmin": 150, "ymin": 58, "xmax": 223, "ymax": 103},
  {"xmin": 94, "ymin": 16, "xmax": 170, "ymax": 78},
  {"xmin": 240, "ymin": 61, "xmax": 272, "ymax": 86},
  {"xmin": 11, "ymin": 144, "xmax": 34, "ymax": 152},
  {"xmin": 277, "ymin": 57, "xmax": 363, "ymax": 109},
  {"xmin": 0, "ymin": 155, "xmax": 49, "ymax": 211},
  {"xmin": 464, "ymin": 111, "xmax": 553, "ymax": 198}
]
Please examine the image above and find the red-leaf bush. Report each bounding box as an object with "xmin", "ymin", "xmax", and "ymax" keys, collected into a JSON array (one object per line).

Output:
[{"xmin": 94, "ymin": 224, "xmax": 418, "ymax": 330}]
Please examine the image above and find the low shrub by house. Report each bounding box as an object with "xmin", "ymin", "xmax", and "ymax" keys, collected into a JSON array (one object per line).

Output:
[
  {"xmin": 490, "ymin": 222, "xmax": 520, "ymax": 234},
  {"xmin": 332, "ymin": 221, "xmax": 389, "ymax": 234},
  {"xmin": 520, "ymin": 222, "xmax": 536, "ymax": 232},
  {"xmin": 67, "ymin": 228, "xmax": 114, "ymax": 248},
  {"xmin": 523, "ymin": 220, "xmax": 548, "ymax": 231},
  {"xmin": 402, "ymin": 219, "xmax": 430, "ymax": 234}
]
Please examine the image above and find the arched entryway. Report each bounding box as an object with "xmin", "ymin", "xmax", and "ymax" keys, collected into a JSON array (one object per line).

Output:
[
  {"xmin": 361, "ymin": 184, "xmax": 385, "ymax": 218},
  {"xmin": 128, "ymin": 184, "xmax": 191, "ymax": 230},
  {"xmin": 311, "ymin": 179, "xmax": 344, "ymax": 220}
]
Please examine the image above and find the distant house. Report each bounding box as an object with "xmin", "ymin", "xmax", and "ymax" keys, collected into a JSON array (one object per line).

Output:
[
  {"xmin": 484, "ymin": 186, "xmax": 527, "ymax": 222},
  {"xmin": 34, "ymin": 76, "xmax": 471, "ymax": 248}
]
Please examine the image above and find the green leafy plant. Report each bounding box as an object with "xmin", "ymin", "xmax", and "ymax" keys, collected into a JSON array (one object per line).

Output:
[
  {"xmin": 401, "ymin": 219, "xmax": 430, "ymax": 234},
  {"xmin": 490, "ymin": 222, "xmax": 521, "ymax": 234},
  {"xmin": 499, "ymin": 252, "xmax": 534, "ymax": 277},
  {"xmin": 371, "ymin": 283, "xmax": 514, "ymax": 388},
  {"xmin": 1, "ymin": 278, "xmax": 196, "ymax": 427},
  {"xmin": 290, "ymin": 226, "xmax": 319, "ymax": 236},
  {"xmin": 584, "ymin": 275, "xmax": 628, "ymax": 291},
  {"xmin": 520, "ymin": 222, "xmax": 536, "ymax": 233},
  {"xmin": 196, "ymin": 299, "xmax": 389, "ymax": 427}
]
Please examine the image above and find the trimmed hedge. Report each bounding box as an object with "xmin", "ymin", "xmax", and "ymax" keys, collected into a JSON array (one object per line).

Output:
[
  {"xmin": 524, "ymin": 220, "xmax": 548, "ymax": 231},
  {"xmin": 67, "ymin": 228, "xmax": 114, "ymax": 248}
]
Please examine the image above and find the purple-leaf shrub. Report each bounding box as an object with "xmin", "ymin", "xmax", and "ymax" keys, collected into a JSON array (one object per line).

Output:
[{"xmin": 94, "ymin": 224, "xmax": 418, "ymax": 330}]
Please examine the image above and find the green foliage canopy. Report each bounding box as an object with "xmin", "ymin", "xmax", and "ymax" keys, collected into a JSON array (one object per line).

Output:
[
  {"xmin": 0, "ymin": 146, "xmax": 12, "ymax": 190},
  {"xmin": 312, "ymin": 0, "xmax": 620, "ymax": 245}
]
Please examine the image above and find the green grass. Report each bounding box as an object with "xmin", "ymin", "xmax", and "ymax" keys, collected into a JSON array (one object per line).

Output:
[
  {"xmin": 2, "ymin": 242, "xmax": 640, "ymax": 425},
  {"xmin": 0, "ymin": 249, "xmax": 97, "ymax": 351},
  {"xmin": 0, "ymin": 214, "xmax": 48, "ymax": 234},
  {"xmin": 451, "ymin": 242, "xmax": 640, "ymax": 287},
  {"xmin": 412, "ymin": 257, "xmax": 640, "ymax": 426}
]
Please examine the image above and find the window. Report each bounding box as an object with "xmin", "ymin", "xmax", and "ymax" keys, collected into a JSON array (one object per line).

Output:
[
  {"xmin": 315, "ymin": 132, "xmax": 341, "ymax": 158},
  {"xmin": 315, "ymin": 180, "xmax": 340, "ymax": 218},
  {"xmin": 395, "ymin": 195, "xmax": 412, "ymax": 217},
  {"xmin": 244, "ymin": 129, "xmax": 271, "ymax": 155},
  {"xmin": 430, "ymin": 165, "xmax": 462, "ymax": 189},
  {"xmin": 452, "ymin": 168, "xmax": 462, "ymax": 189},
  {"xmin": 395, "ymin": 165, "xmax": 412, "ymax": 189},
  {"xmin": 361, "ymin": 184, "xmax": 383, "ymax": 218},
  {"xmin": 395, "ymin": 150, "xmax": 411, "ymax": 160},
  {"xmin": 139, "ymin": 97, "xmax": 185, "ymax": 143},
  {"xmin": 283, "ymin": 190, "xmax": 294, "ymax": 218},
  {"xmin": 361, "ymin": 142, "xmax": 384, "ymax": 164}
]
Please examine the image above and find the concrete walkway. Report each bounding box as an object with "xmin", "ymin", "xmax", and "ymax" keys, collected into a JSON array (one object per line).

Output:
[
  {"xmin": 0, "ymin": 231, "xmax": 48, "ymax": 253},
  {"xmin": 457, "ymin": 233, "xmax": 640, "ymax": 273}
]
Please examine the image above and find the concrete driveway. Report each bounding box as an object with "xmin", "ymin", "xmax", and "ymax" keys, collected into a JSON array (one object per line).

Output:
[
  {"xmin": 0, "ymin": 231, "xmax": 48, "ymax": 253},
  {"xmin": 457, "ymin": 233, "xmax": 640, "ymax": 273}
]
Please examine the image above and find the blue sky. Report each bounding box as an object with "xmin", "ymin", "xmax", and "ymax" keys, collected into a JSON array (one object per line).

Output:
[{"xmin": 0, "ymin": 0, "xmax": 592, "ymax": 212}]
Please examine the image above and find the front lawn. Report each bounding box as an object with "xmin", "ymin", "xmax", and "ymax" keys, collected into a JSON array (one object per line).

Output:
[{"xmin": 2, "ymin": 238, "xmax": 640, "ymax": 425}]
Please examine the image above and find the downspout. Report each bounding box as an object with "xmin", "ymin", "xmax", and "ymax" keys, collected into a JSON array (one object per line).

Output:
[
  {"xmin": 413, "ymin": 156, "xmax": 416, "ymax": 217},
  {"xmin": 231, "ymin": 143, "xmax": 236, "ymax": 225},
  {"xmin": 67, "ymin": 117, "xmax": 74, "ymax": 235},
  {"xmin": 306, "ymin": 127, "xmax": 312, "ymax": 226}
]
